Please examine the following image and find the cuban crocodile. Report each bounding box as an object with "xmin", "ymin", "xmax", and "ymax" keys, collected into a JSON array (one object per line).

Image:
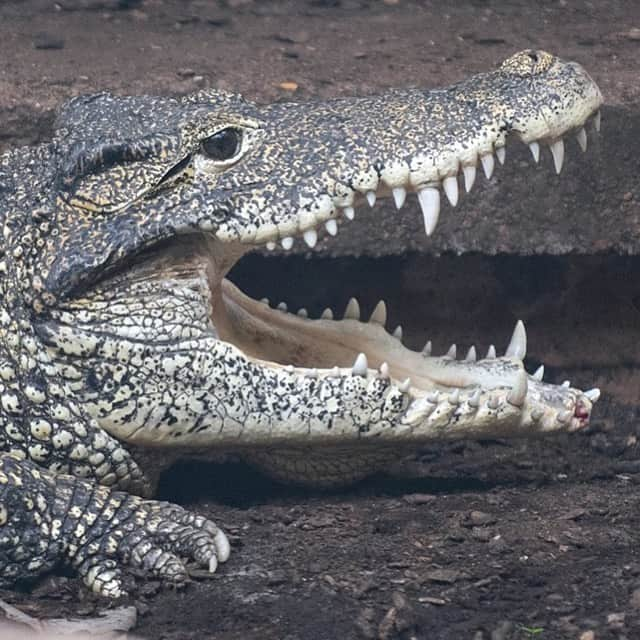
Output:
[{"xmin": 0, "ymin": 50, "xmax": 603, "ymax": 597}]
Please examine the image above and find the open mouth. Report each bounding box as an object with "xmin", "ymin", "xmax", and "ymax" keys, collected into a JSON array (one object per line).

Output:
[{"xmin": 209, "ymin": 112, "xmax": 602, "ymax": 432}]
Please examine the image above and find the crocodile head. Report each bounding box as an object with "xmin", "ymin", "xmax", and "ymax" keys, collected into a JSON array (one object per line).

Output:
[{"xmin": 1, "ymin": 50, "xmax": 602, "ymax": 486}]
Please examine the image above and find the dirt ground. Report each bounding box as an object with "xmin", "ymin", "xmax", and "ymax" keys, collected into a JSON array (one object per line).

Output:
[{"xmin": 1, "ymin": 2, "xmax": 640, "ymax": 639}]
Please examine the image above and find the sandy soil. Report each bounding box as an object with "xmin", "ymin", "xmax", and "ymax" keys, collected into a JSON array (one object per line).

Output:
[{"xmin": 1, "ymin": 2, "xmax": 640, "ymax": 639}]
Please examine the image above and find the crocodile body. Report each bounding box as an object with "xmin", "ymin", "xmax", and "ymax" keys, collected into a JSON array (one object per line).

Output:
[{"xmin": 0, "ymin": 50, "xmax": 602, "ymax": 597}]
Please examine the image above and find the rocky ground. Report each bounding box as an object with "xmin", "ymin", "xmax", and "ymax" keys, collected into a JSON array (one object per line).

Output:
[{"xmin": 1, "ymin": 2, "xmax": 640, "ymax": 639}]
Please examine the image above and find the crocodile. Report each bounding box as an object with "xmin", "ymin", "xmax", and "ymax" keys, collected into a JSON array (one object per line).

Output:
[{"xmin": 0, "ymin": 50, "xmax": 603, "ymax": 598}]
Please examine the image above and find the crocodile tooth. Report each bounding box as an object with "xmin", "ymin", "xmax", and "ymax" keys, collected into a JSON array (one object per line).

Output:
[
  {"xmin": 369, "ymin": 300, "xmax": 387, "ymax": 326},
  {"xmin": 465, "ymin": 346, "xmax": 477, "ymax": 362},
  {"xmin": 469, "ymin": 389, "xmax": 481, "ymax": 408},
  {"xmin": 297, "ymin": 308, "xmax": 308, "ymax": 318},
  {"xmin": 277, "ymin": 302, "xmax": 288, "ymax": 312},
  {"xmin": 505, "ymin": 320, "xmax": 527, "ymax": 360},
  {"xmin": 557, "ymin": 409, "xmax": 573, "ymax": 423},
  {"xmin": 443, "ymin": 176, "xmax": 459, "ymax": 207},
  {"xmin": 532, "ymin": 365, "xmax": 544, "ymax": 382},
  {"xmin": 352, "ymin": 353, "xmax": 368, "ymax": 376},
  {"xmin": 528, "ymin": 141, "xmax": 540, "ymax": 163},
  {"xmin": 392, "ymin": 325, "xmax": 403, "ymax": 341},
  {"xmin": 209, "ymin": 555, "xmax": 218, "ymax": 573},
  {"xmin": 495, "ymin": 146, "xmax": 506, "ymax": 165},
  {"xmin": 215, "ymin": 530, "xmax": 231, "ymax": 563},
  {"xmin": 486, "ymin": 344, "xmax": 496, "ymax": 359},
  {"xmin": 325, "ymin": 219, "xmax": 338, "ymax": 236},
  {"xmin": 562, "ymin": 380, "xmax": 571, "ymax": 388},
  {"xmin": 303, "ymin": 229, "xmax": 318, "ymax": 248},
  {"xmin": 446, "ymin": 344, "xmax": 457, "ymax": 359},
  {"xmin": 343, "ymin": 206, "xmax": 355, "ymax": 221},
  {"xmin": 576, "ymin": 127, "xmax": 588, "ymax": 152},
  {"xmin": 321, "ymin": 308, "xmax": 334, "ymax": 320},
  {"xmin": 463, "ymin": 165, "xmax": 476, "ymax": 192},
  {"xmin": 427, "ymin": 391, "xmax": 439, "ymax": 403},
  {"xmin": 366, "ymin": 191, "xmax": 376, "ymax": 207},
  {"xmin": 281, "ymin": 236, "xmax": 294, "ymax": 250},
  {"xmin": 379, "ymin": 362, "xmax": 390, "ymax": 379},
  {"xmin": 422, "ymin": 340, "xmax": 432, "ymax": 357},
  {"xmin": 417, "ymin": 187, "xmax": 440, "ymax": 236},
  {"xmin": 331, "ymin": 366, "xmax": 341, "ymax": 376},
  {"xmin": 266, "ymin": 241, "xmax": 276, "ymax": 251},
  {"xmin": 488, "ymin": 396, "xmax": 500, "ymax": 410},
  {"xmin": 584, "ymin": 388, "xmax": 600, "ymax": 402},
  {"xmin": 399, "ymin": 378, "xmax": 411, "ymax": 393},
  {"xmin": 594, "ymin": 110, "xmax": 601, "ymax": 132},
  {"xmin": 260, "ymin": 298, "xmax": 270, "ymax": 305},
  {"xmin": 392, "ymin": 186, "xmax": 407, "ymax": 209},
  {"xmin": 449, "ymin": 389, "xmax": 460, "ymax": 405},
  {"xmin": 285, "ymin": 365, "xmax": 294, "ymax": 373},
  {"xmin": 507, "ymin": 370, "xmax": 528, "ymax": 407},
  {"xmin": 549, "ymin": 138, "xmax": 565, "ymax": 174},
  {"xmin": 343, "ymin": 297, "xmax": 360, "ymax": 320},
  {"xmin": 307, "ymin": 368, "xmax": 318, "ymax": 378},
  {"xmin": 480, "ymin": 153, "xmax": 495, "ymax": 179}
]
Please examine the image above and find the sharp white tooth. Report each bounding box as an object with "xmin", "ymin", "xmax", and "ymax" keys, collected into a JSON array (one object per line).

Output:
[
  {"xmin": 532, "ymin": 365, "xmax": 544, "ymax": 382},
  {"xmin": 594, "ymin": 110, "xmax": 601, "ymax": 132},
  {"xmin": 469, "ymin": 389, "xmax": 481, "ymax": 408},
  {"xmin": 343, "ymin": 297, "xmax": 360, "ymax": 320},
  {"xmin": 399, "ymin": 378, "xmax": 411, "ymax": 393},
  {"xmin": 417, "ymin": 187, "xmax": 440, "ymax": 236},
  {"xmin": 557, "ymin": 409, "xmax": 573, "ymax": 423},
  {"xmin": 343, "ymin": 206, "xmax": 355, "ymax": 221},
  {"xmin": 392, "ymin": 186, "xmax": 407, "ymax": 209},
  {"xmin": 486, "ymin": 344, "xmax": 496, "ymax": 359},
  {"xmin": 303, "ymin": 229, "xmax": 318, "ymax": 248},
  {"xmin": 393, "ymin": 325, "xmax": 403, "ymax": 340},
  {"xmin": 495, "ymin": 146, "xmax": 506, "ymax": 165},
  {"xmin": 443, "ymin": 176, "xmax": 459, "ymax": 207},
  {"xmin": 505, "ymin": 320, "xmax": 527, "ymax": 360},
  {"xmin": 480, "ymin": 153, "xmax": 495, "ymax": 179},
  {"xmin": 307, "ymin": 368, "xmax": 318, "ymax": 378},
  {"xmin": 584, "ymin": 388, "xmax": 600, "ymax": 402},
  {"xmin": 285, "ymin": 365, "xmax": 294, "ymax": 373},
  {"xmin": 281, "ymin": 236, "xmax": 294, "ymax": 250},
  {"xmin": 446, "ymin": 344, "xmax": 457, "ymax": 359},
  {"xmin": 449, "ymin": 389, "xmax": 460, "ymax": 405},
  {"xmin": 562, "ymin": 380, "xmax": 571, "ymax": 388},
  {"xmin": 297, "ymin": 308, "xmax": 308, "ymax": 318},
  {"xmin": 463, "ymin": 165, "xmax": 476, "ymax": 192},
  {"xmin": 379, "ymin": 362, "xmax": 390, "ymax": 379},
  {"xmin": 277, "ymin": 302, "xmax": 288, "ymax": 312},
  {"xmin": 321, "ymin": 308, "xmax": 334, "ymax": 320},
  {"xmin": 352, "ymin": 353, "xmax": 368, "ymax": 376},
  {"xmin": 260, "ymin": 298, "xmax": 270, "ymax": 305},
  {"xmin": 369, "ymin": 300, "xmax": 387, "ymax": 326},
  {"xmin": 465, "ymin": 346, "xmax": 477, "ymax": 362},
  {"xmin": 528, "ymin": 141, "xmax": 540, "ymax": 163},
  {"xmin": 331, "ymin": 366, "xmax": 341, "ymax": 376},
  {"xmin": 488, "ymin": 396, "xmax": 500, "ymax": 410},
  {"xmin": 325, "ymin": 219, "xmax": 338, "ymax": 236},
  {"xmin": 366, "ymin": 191, "xmax": 376, "ymax": 207},
  {"xmin": 266, "ymin": 241, "xmax": 276, "ymax": 251},
  {"xmin": 507, "ymin": 370, "xmax": 528, "ymax": 407},
  {"xmin": 576, "ymin": 127, "xmax": 588, "ymax": 152},
  {"xmin": 427, "ymin": 391, "xmax": 439, "ymax": 403},
  {"xmin": 549, "ymin": 138, "xmax": 565, "ymax": 174},
  {"xmin": 422, "ymin": 340, "xmax": 432, "ymax": 357}
]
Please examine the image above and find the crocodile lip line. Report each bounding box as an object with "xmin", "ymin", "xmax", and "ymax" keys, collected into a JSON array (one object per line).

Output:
[{"xmin": 211, "ymin": 108, "xmax": 602, "ymax": 436}]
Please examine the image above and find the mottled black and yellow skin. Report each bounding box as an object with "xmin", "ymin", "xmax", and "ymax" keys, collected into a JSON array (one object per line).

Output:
[{"xmin": 0, "ymin": 51, "xmax": 602, "ymax": 597}]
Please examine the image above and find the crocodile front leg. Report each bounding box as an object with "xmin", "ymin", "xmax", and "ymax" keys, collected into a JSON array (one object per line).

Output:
[{"xmin": 0, "ymin": 453, "xmax": 230, "ymax": 596}]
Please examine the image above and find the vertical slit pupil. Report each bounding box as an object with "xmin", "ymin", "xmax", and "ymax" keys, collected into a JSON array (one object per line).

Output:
[{"xmin": 202, "ymin": 128, "xmax": 241, "ymax": 161}]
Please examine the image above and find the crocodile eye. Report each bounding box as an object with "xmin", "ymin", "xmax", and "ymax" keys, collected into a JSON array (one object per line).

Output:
[{"xmin": 201, "ymin": 128, "xmax": 242, "ymax": 161}]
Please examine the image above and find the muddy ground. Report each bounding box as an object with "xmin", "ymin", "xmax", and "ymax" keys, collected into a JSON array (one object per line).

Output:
[{"xmin": 1, "ymin": 1, "xmax": 640, "ymax": 639}]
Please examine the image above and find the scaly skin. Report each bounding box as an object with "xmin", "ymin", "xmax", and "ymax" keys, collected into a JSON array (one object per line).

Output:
[{"xmin": 0, "ymin": 50, "xmax": 602, "ymax": 596}]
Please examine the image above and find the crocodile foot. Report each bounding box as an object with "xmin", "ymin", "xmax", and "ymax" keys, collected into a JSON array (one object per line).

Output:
[{"xmin": 0, "ymin": 453, "xmax": 230, "ymax": 597}]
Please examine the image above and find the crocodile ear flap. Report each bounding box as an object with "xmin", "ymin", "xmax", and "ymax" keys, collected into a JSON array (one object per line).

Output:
[{"xmin": 59, "ymin": 134, "xmax": 186, "ymax": 214}]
